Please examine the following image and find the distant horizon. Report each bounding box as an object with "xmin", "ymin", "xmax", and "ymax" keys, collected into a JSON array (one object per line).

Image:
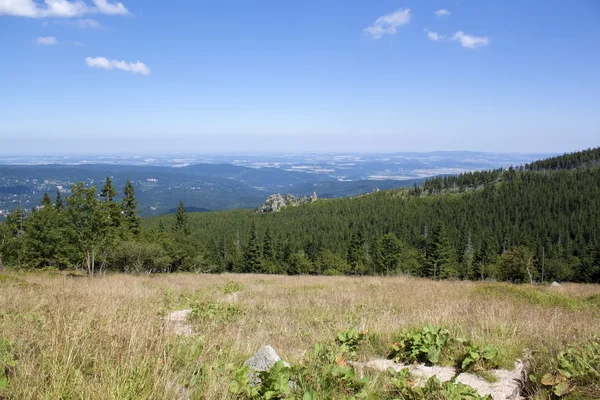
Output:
[{"xmin": 0, "ymin": 149, "xmax": 564, "ymax": 159}]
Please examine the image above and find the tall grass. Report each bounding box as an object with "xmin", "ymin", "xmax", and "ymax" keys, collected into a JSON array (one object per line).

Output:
[{"xmin": 1, "ymin": 272, "xmax": 599, "ymax": 399}]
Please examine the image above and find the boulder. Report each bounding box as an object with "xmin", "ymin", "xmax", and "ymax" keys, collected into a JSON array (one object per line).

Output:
[
  {"xmin": 244, "ymin": 345, "xmax": 289, "ymax": 385},
  {"xmin": 167, "ymin": 309, "xmax": 193, "ymax": 336},
  {"xmin": 550, "ymin": 281, "xmax": 561, "ymax": 287}
]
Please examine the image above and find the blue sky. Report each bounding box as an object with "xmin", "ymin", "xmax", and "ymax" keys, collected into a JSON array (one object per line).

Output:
[{"xmin": 1, "ymin": 0, "xmax": 599, "ymax": 154}]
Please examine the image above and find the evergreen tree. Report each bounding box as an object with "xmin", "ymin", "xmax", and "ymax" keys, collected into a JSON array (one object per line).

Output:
[
  {"xmin": 101, "ymin": 176, "xmax": 121, "ymax": 229},
  {"xmin": 42, "ymin": 193, "xmax": 52, "ymax": 207},
  {"xmin": 100, "ymin": 177, "xmax": 117, "ymax": 202},
  {"xmin": 347, "ymin": 227, "xmax": 365, "ymax": 275},
  {"xmin": 243, "ymin": 221, "xmax": 261, "ymax": 273},
  {"xmin": 461, "ymin": 230, "xmax": 475, "ymax": 279},
  {"xmin": 55, "ymin": 189, "xmax": 63, "ymax": 210},
  {"xmin": 263, "ymin": 228, "xmax": 275, "ymax": 260},
  {"xmin": 172, "ymin": 201, "xmax": 190, "ymax": 235},
  {"xmin": 121, "ymin": 180, "xmax": 140, "ymax": 236}
]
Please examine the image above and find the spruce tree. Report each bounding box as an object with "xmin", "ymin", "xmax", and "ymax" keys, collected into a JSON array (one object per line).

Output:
[
  {"xmin": 243, "ymin": 221, "xmax": 261, "ymax": 273},
  {"xmin": 121, "ymin": 180, "xmax": 140, "ymax": 236},
  {"xmin": 172, "ymin": 201, "xmax": 190, "ymax": 235},
  {"xmin": 263, "ymin": 228, "xmax": 275, "ymax": 260},
  {"xmin": 101, "ymin": 177, "xmax": 121, "ymax": 228},
  {"xmin": 55, "ymin": 189, "xmax": 63, "ymax": 210},
  {"xmin": 42, "ymin": 193, "xmax": 52, "ymax": 207}
]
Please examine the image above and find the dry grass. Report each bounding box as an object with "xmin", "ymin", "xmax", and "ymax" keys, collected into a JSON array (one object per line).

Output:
[{"xmin": 1, "ymin": 272, "xmax": 599, "ymax": 399}]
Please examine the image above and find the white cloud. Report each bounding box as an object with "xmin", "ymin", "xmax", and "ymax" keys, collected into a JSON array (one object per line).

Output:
[
  {"xmin": 91, "ymin": 0, "xmax": 127, "ymax": 15},
  {"xmin": 85, "ymin": 56, "xmax": 151, "ymax": 75},
  {"xmin": 71, "ymin": 18, "xmax": 102, "ymax": 28},
  {"xmin": 364, "ymin": 8, "xmax": 411, "ymax": 39},
  {"xmin": 35, "ymin": 36, "xmax": 58, "ymax": 45},
  {"xmin": 452, "ymin": 31, "xmax": 490, "ymax": 48},
  {"xmin": 425, "ymin": 29, "xmax": 442, "ymax": 41},
  {"xmin": 0, "ymin": 0, "xmax": 129, "ymax": 18},
  {"xmin": 435, "ymin": 9, "xmax": 451, "ymax": 17}
]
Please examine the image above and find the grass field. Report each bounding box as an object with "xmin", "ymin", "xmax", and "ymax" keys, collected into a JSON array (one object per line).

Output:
[{"xmin": 1, "ymin": 272, "xmax": 599, "ymax": 399}]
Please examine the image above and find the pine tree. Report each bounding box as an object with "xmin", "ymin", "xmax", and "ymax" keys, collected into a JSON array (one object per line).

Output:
[
  {"xmin": 41, "ymin": 193, "xmax": 52, "ymax": 207},
  {"xmin": 263, "ymin": 228, "xmax": 275, "ymax": 260},
  {"xmin": 172, "ymin": 201, "xmax": 190, "ymax": 235},
  {"xmin": 243, "ymin": 221, "xmax": 261, "ymax": 273},
  {"xmin": 121, "ymin": 180, "xmax": 140, "ymax": 236},
  {"xmin": 100, "ymin": 177, "xmax": 117, "ymax": 202},
  {"xmin": 461, "ymin": 230, "xmax": 475, "ymax": 279},
  {"xmin": 347, "ymin": 227, "xmax": 365, "ymax": 275},
  {"xmin": 101, "ymin": 177, "xmax": 121, "ymax": 229},
  {"xmin": 55, "ymin": 189, "xmax": 63, "ymax": 210}
]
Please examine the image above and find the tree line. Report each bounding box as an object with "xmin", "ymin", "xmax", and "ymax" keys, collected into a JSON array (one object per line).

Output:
[{"xmin": 1, "ymin": 148, "xmax": 599, "ymax": 282}]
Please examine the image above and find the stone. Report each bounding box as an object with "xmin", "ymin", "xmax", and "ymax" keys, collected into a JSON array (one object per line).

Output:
[
  {"xmin": 455, "ymin": 360, "xmax": 529, "ymax": 400},
  {"xmin": 244, "ymin": 345, "xmax": 289, "ymax": 385},
  {"xmin": 350, "ymin": 359, "xmax": 529, "ymax": 400},
  {"xmin": 551, "ymin": 281, "xmax": 561, "ymax": 287},
  {"xmin": 258, "ymin": 192, "xmax": 317, "ymax": 213},
  {"xmin": 167, "ymin": 309, "xmax": 193, "ymax": 336}
]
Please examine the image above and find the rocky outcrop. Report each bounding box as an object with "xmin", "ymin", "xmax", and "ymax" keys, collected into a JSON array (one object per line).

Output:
[{"xmin": 258, "ymin": 192, "xmax": 317, "ymax": 213}]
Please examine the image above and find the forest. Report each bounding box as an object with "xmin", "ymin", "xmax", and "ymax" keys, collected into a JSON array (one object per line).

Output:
[{"xmin": 0, "ymin": 147, "xmax": 599, "ymax": 283}]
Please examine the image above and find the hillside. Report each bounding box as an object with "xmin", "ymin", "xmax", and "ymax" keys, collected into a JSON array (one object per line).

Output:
[
  {"xmin": 0, "ymin": 163, "xmax": 418, "ymax": 216},
  {"xmin": 1, "ymin": 148, "xmax": 598, "ymax": 283},
  {"xmin": 150, "ymin": 147, "xmax": 600, "ymax": 283}
]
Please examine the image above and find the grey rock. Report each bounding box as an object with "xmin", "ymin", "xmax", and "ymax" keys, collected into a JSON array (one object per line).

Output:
[
  {"xmin": 244, "ymin": 345, "xmax": 290, "ymax": 385},
  {"xmin": 258, "ymin": 192, "xmax": 317, "ymax": 213},
  {"xmin": 350, "ymin": 359, "xmax": 529, "ymax": 400},
  {"xmin": 456, "ymin": 360, "xmax": 529, "ymax": 400},
  {"xmin": 166, "ymin": 309, "xmax": 193, "ymax": 336},
  {"xmin": 551, "ymin": 281, "xmax": 561, "ymax": 287}
]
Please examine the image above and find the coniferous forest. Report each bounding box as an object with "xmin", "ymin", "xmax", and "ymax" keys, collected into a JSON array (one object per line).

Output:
[{"xmin": 1, "ymin": 148, "xmax": 599, "ymax": 283}]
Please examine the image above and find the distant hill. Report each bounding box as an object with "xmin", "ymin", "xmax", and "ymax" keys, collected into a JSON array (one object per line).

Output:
[{"xmin": 151, "ymin": 147, "xmax": 600, "ymax": 282}]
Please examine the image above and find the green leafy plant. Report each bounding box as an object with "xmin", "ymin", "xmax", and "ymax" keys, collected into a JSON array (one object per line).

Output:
[
  {"xmin": 460, "ymin": 344, "xmax": 499, "ymax": 373},
  {"xmin": 190, "ymin": 302, "xmax": 242, "ymax": 323},
  {"xmin": 221, "ymin": 281, "xmax": 243, "ymax": 295},
  {"xmin": 389, "ymin": 325, "xmax": 452, "ymax": 365},
  {"xmin": 336, "ymin": 328, "xmax": 367, "ymax": 358},
  {"xmin": 535, "ymin": 338, "xmax": 600, "ymax": 398},
  {"xmin": 0, "ymin": 338, "xmax": 16, "ymax": 394}
]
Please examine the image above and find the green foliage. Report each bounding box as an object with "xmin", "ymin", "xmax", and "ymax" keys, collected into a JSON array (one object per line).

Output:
[
  {"xmin": 532, "ymin": 338, "xmax": 600, "ymax": 398},
  {"xmin": 476, "ymin": 285, "xmax": 583, "ymax": 311},
  {"xmin": 0, "ymin": 337, "xmax": 16, "ymax": 394},
  {"xmin": 221, "ymin": 281, "xmax": 243, "ymax": 294},
  {"xmin": 190, "ymin": 302, "xmax": 242, "ymax": 323},
  {"xmin": 385, "ymin": 368, "xmax": 492, "ymax": 400},
  {"xmin": 172, "ymin": 200, "xmax": 190, "ymax": 235},
  {"xmin": 336, "ymin": 327, "xmax": 368, "ymax": 357},
  {"xmin": 459, "ymin": 344, "xmax": 499, "ymax": 373},
  {"xmin": 389, "ymin": 325, "xmax": 452, "ymax": 365}
]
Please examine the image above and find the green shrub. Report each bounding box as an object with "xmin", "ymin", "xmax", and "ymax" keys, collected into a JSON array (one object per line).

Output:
[
  {"xmin": 190, "ymin": 302, "xmax": 242, "ymax": 323},
  {"xmin": 532, "ymin": 338, "xmax": 600, "ymax": 398},
  {"xmin": 220, "ymin": 281, "xmax": 243, "ymax": 295},
  {"xmin": 389, "ymin": 325, "xmax": 452, "ymax": 365}
]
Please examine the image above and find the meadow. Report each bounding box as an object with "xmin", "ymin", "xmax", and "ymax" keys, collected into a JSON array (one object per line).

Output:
[{"xmin": 1, "ymin": 272, "xmax": 599, "ymax": 399}]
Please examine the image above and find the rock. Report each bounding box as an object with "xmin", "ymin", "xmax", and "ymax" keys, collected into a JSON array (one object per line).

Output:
[
  {"xmin": 167, "ymin": 309, "xmax": 193, "ymax": 336},
  {"xmin": 350, "ymin": 359, "xmax": 529, "ymax": 400},
  {"xmin": 350, "ymin": 359, "xmax": 454, "ymax": 383},
  {"xmin": 455, "ymin": 360, "xmax": 529, "ymax": 400},
  {"xmin": 258, "ymin": 192, "xmax": 317, "ymax": 213},
  {"xmin": 244, "ymin": 345, "xmax": 289, "ymax": 385},
  {"xmin": 551, "ymin": 281, "xmax": 561, "ymax": 287}
]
